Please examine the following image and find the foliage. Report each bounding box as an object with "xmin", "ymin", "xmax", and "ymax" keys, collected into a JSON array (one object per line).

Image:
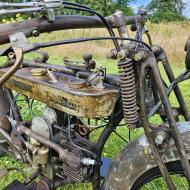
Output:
[
  {"xmin": 3, "ymin": 0, "xmax": 188, "ymax": 21},
  {"xmin": 73, "ymin": 0, "xmax": 134, "ymax": 16},
  {"xmin": 1, "ymin": 14, "xmax": 24, "ymax": 23},
  {"xmin": 113, "ymin": 0, "xmax": 134, "ymax": 16},
  {"xmin": 147, "ymin": 0, "xmax": 186, "ymax": 22},
  {"xmin": 0, "ymin": 0, "xmax": 134, "ymax": 17}
]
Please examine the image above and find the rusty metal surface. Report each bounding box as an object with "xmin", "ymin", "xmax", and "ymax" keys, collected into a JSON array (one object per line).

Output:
[
  {"xmin": 17, "ymin": 124, "xmax": 92, "ymax": 180},
  {"xmin": 17, "ymin": 125, "xmax": 75, "ymax": 164},
  {"xmin": 0, "ymin": 127, "xmax": 22, "ymax": 154},
  {"xmin": 5, "ymin": 59, "xmax": 121, "ymax": 86},
  {"xmin": 105, "ymin": 122, "xmax": 190, "ymax": 190},
  {"xmin": 0, "ymin": 47, "xmax": 23, "ymax": 87},
  {"xmin": 138, "ymin": 51, "xmax": 177, "ymax": 189},
  {"xmin": 132, "ymin": 49, "xmax": 190, "ymax": 189},
  {"xmin": 0, "ymin": 67, "xmax": 118, "ymax": 118},
  {"xmin": 152, "ymin": 45, "xmax": 190, "ymax": 121},
  {"xmin": 0, "ymin": 88, "xmax": 12, "ymax": 132},
  {"xmin": 0, "ymin": 15, "xmax": 146, "ymax": 45},
  {"xmin": 64, "ymin": 57, "xmax": 96, "ymax": 72},
  {"xmin": 117, "ymin": 58, "xmax": 138, "ymax": 129}
]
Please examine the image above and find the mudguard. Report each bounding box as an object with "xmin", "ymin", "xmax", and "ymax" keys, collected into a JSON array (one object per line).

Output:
[{"xmin": 105, "ymin": 122, "xmax": 190, "ymax": 190}]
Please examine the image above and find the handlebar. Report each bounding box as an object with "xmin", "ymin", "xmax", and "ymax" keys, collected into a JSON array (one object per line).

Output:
[{"xmin": 0, "ymin": 14, "xmax": 146, "ymax": 45}]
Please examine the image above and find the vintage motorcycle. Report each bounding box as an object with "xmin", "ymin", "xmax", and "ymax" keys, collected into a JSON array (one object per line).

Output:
[{"xmin": 0, "ymin": 1, "xmax": 190, "ymax": 190}]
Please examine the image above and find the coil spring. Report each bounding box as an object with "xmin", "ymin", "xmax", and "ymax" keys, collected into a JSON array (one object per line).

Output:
[{"xmin": 118, "ymin": 58, "xmax": 138, "ymax": 129}]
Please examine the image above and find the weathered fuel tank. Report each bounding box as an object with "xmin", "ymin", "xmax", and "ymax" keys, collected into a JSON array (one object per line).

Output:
[{"xmin": 0, "ymin": 67, "xmax": 118, "ymax": 118}]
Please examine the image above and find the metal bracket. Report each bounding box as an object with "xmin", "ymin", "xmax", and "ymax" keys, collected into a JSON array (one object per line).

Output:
[{"xmin": 9, "ymin": 32, "xmax": 36, "ymax": 53}]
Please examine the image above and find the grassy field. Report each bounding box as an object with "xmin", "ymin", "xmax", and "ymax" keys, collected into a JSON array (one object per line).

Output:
[{"xmin": 0, "ymin": 21, "xmax": 190, "ymax": 189}]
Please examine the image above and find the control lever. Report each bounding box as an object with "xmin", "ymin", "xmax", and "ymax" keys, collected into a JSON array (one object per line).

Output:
[
  {"xmin": 64, "ymin": 53, "xmax": 96, "ymax": 72},
  {"xmin": 0, "ymin": 47, "xmax": 23, "ymax": 86},
  {"xmin": 86, "ymin": 67, "xmax": 106, "ymax": 89},
  {"xmin": 0, "ymin": 0, "xmax": 63, "ymax": 21}
]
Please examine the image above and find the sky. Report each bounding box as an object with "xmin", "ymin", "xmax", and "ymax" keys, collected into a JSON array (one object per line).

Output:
[{"xmin": 130, "ymin": 0, "xmax": 190, "ymax": 18}]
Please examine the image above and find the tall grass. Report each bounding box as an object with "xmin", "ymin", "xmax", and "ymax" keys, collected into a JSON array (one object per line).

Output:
[{"xmin": 29, "ymin": 21, "xmax": 190, "ymax": 67}]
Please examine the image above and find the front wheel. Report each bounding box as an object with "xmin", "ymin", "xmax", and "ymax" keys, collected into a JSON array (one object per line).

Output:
[
  {"xmin": 104, "ymin": 122, "xmax": 190, "ymax": 190},
  {"xmin": 132, "ymin": 161, "xmax": 188, "ymax": 190}
]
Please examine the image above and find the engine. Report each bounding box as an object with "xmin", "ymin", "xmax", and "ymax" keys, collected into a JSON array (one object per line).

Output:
[{"xmin": 11, "ymin": 106, "xmax": 97, "ymax": 184}]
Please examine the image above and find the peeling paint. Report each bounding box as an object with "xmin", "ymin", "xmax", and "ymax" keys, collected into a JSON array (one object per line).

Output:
[{"xmin": 105, "ymin": 122, "xmax": 190, "ymax": 190}]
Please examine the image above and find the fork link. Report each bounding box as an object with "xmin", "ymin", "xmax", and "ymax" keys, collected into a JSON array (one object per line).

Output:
[{"xmin": 118, "ymin": 58, "xmax": 138, "ymax": 129}]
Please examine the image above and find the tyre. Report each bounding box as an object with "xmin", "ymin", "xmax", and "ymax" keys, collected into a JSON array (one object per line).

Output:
[
  {"xmin": 0, "ymin": 150, "xmax": 5, "ymax": 156},
  {"xmin": 132, "ymin": 161, "xmax": 187, "ymax": 190},
  {"xmin": 0, "ymin": 145, "xmax": 6, "ymax": 156},
  {"xmin": 104, "ymin": 122, "xmax": 190, "ymax": 190}
]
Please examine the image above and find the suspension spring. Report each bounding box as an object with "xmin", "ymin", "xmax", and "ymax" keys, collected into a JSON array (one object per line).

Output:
[{"xmin": 118, "ymin": 58, "xmax": 138, "ymax": 129}]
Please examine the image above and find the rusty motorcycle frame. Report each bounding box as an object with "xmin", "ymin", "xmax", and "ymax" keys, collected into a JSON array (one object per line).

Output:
[{"xmin": 0, "ymin": 1, "xmax": 190, "ymax": 190}]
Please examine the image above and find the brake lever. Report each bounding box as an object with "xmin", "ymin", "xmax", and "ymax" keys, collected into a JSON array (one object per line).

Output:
[{"xmin": 0, "ymin": 47, "xmax": 23, "ymax": 87}]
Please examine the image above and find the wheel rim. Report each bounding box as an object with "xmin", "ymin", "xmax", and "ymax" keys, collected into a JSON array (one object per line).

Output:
[
  {"xmin": 132, "ymin": 162, "xmax": 189, "ymax": 190},
  {"xmin": 140, "ymin": 173, "xmax": 188, "ymax": 190}
]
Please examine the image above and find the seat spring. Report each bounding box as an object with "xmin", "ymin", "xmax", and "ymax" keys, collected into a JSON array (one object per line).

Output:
[{"xmin": 118, "ymin": 58, "xmax": 138, "ymax": 129}]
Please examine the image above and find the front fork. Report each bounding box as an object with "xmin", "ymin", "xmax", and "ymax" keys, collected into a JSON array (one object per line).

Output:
[
  {"xmin": 138, "ymin": 49, "xmax": 190, "ymax": 189},
  {"xmin": 152, "ymin": 45, "xmax": 190, "ymax": 121},
  {"xmin": 92, "ymin": 47, "xmax": 190, "ymax": 190}
]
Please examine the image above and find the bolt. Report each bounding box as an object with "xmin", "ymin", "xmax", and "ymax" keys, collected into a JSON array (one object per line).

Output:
[
  {"xmin": 83, "ymin": 53, "xmax": 92, "ymax": 64},
  {"xmin": 117, "ymin": 50, "xmax": 125, "ymax": 59},
  {"xmin": 32, "ymin": 29, "xmax": 40, "ymax": 37},
  {"xmin": 133, "ymin": 51, "xmax": 147, "ymax": 62},
  {"xmin": 8, "ymin": 52, "xmax": 15, "ymax": 60},
  {"xmin": 117, "ymin": 49, "xmax": 129, "ymax": 59},
  {"xmin": 81, "ymin": 158, "xmax": 96, "ymax": 166},
  {"xmin": 155, "ymin": 134, "xmax": 165, "ymax": 145},
  {"xmin": 107, "ymin": 49, "xmax": 117, "ymax": 59},
  {"xmin": 155, "ymin": 131, "xmax": 167, "ymax": 146},
  {"xmin": 11, "ymin": 36, "xmax": 17, "ymax": 42},
  {"xmin": 168, "ymin": 138, "xmax": 175, "ymax": 146}
]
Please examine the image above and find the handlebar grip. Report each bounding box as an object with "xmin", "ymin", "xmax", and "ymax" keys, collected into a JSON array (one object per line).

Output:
[
  {"xmin": 124, "ymin": 15, "xmax": 145, "ymax": 25},
  {"xmin": 0, "ymin": 15, "xmax": 145, "ymax": 45}
]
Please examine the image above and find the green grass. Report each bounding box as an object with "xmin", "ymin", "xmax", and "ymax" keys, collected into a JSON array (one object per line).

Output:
[{"xmin": 0, "ymin": 51, "xmax": 189, "ymax": 189}]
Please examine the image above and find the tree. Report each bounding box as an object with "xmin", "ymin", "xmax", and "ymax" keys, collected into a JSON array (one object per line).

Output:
[
  {"xmin": 0, "ymin": 0, "xmax": 134, "ymax": 17},
  {"xmin": 147, "ymin": 0, "xmax": 186, "ymax": 22},
  {"xmin": 74, "ymin": 0, "xmax": 134, "ymax": 16},
  {"xmin": 113, "ymin": 0, "xmax": 134, "ymax": 15}
]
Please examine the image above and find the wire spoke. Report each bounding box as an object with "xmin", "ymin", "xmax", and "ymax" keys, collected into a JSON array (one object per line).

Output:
[
  {"xmin": 150, "ymin": 182, "xmax": 158, "ymax": 190},
  {"xmin": 177, "ymin": 174, "xmax": 188, "ymax": 189},
  {"xmin": 141, "ymin": 174, "xmax": 189, "ymax": 190}
]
